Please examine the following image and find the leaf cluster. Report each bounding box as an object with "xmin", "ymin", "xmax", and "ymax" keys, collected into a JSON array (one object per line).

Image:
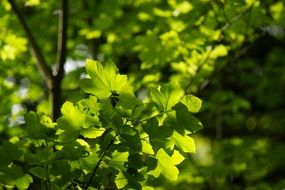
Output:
[{"xmin": 0, "ymin": 60, "xmax": 203, "ymax": 189}]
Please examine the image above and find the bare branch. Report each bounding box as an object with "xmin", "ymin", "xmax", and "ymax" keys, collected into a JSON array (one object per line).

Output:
[
  {"xmin": 8, "ymin": 0, "xmax": 53, "ymax": 89},
  {"xmin": 50, "ymin": 0, "xmax": 68, "ymax": 121},
  {"xmin": 55, "ymin": 0, "xmax": 68, "ymax": 80}
]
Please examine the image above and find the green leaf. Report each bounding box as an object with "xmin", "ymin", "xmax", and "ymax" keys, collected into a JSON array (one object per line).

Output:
[
  {"xmin": 79, "ymin": 59, "xmax": 128, "ymax": 99},
  {"xmin": 152, "ymin": 148, "xmax": 179, "ymax": 180},
  {"xmin": 115, "ymin": 172, "xmax": 128, "ymax": 189},
  {"xmin": 141, "ymin": 140, "xmax": 154, "ymax": 155},
  {"xmin": 128, "ymin": 153, "xmax": 144, "ymax": 169},
  {"xmin": 116, "ymin": 92, "xmax": 142, "ymax": 117},
  {"xmin": 24, "ymin": 112, "xmax": 55, "ymax": 139},
  {"xmin": 0, "ymin": 165, "xmax": 33, "ymax": 190},
  {"xmin": 118, "ymin": 125, "xmax": 137, "ymax": 136},
  {"xmin": 80, "ymin": 127, "xmax": 105, "ymax": 138},
  {"xmin": 57, "ymin": 101, "xmax": 85, "ymax": 132},
  {"xmin": 120, "ymin": 133, "xmax": 142, "ymax": 152},
  {"xmin": 117, "ymin": 93, "xmax": 138, "ymax": 110},
  {"xmin": 143, "ymin": 119, "xmax": 175, "ymax": 151},
  {"xmin": 180, "ymin": 94, "xmax": 202, "ymax": 113},
  {"xmin": 108, "ymin": 151, "xmax": 129, "ymax": 170},
  {"xmin": 115, "ymin": 170, "xmax": 144, "ymax": 190},
  {"xmin": 49, "ymin": 160, "xmax": 71, "ymax": 176},
  {"xmin": 174, "ymin": 103, "xmax": 203, "ymax": 132},
  {"xmin": 82, "ymin": 115, "xmax": 100, "ymax": 128},
  {"xmin": 80, "ymin": 150, "xmax": 100, "ymax": 171},
  {"xmin": 14, "ymin": 174, "xmax": 33, "ymax": 190},
  {"xmin": 99, "ymin": 99, "xmax": 116, "ymax": 123},
  {"xmin": 171, "ymin": 150, "xmax": 185, "ymax": 165},
  {"xmin": 150, "ymin": 138, "xmax": 175, "ymax": 153},
  {"xmin": 170, "ymin": 131, "xmax": 196, "ymax": 153},
  {"xmin": 60, "ymin": 141, "xmax": 89, "ymax": 160},
  {"xmin": 142, "ymin": 186, "xmax": 155, "ymax": 190},
  {"xmin": 143, "ymin": 118, "xmax": 173, "ymax": 139},
  {"xmin": 78, "ymin": 95, "xmax": 101, "ymax": 115},
  {"xmin": 24, "ymin": 147, "xmax": 54, "ymax": 165},
  {"xmin": 61, "ymin": 101, "xmax": 74, "ymax": 115},
  {"xmin": 123, "ymin": 170, "xmax": 144, "ymax": 189},
  {"xmin": 0, "ymin": 141, "xmax": 22, "ymax": 167},
  {"xmin": 29, "ymin": 166, "xmax": 46, "ymax": 179},
  {"xmin": 150, "ymin": 83, "xmax": 184, "ymax": 112},
  {"xmin": 209, "ymin": 45, "xmax": 228, "ymax": 59}
]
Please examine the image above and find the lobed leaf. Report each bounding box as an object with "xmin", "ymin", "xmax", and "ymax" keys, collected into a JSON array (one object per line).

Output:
[
  {"xmin": 150, "ymin": 83, "xmax": 184, "ymax": 112},
  {"xmin": 79, "ymin": 59, "xmax": 128, "ymax": 99},
  {"xmin": 152, "ymin": 148, "xmax": 179, "ymax": 180},
  {"xmin": 170, "ymin": 131, "xmax": 196, "ymax": 153}
]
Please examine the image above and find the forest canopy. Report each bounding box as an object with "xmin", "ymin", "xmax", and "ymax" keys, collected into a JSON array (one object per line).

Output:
[{"xmin": 0, "ymin": 0, "xmax": 285, "ymax": 189}]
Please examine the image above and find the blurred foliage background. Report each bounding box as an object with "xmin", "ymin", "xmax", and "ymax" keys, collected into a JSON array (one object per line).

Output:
[{"xmin": 1, "ymin": 0, "xmax": 285, "ymax": 189}]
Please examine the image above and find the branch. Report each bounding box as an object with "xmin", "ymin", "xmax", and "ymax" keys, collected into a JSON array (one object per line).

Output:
[
  {"xmin": 8, "ymin": 0, "xmax": 53, "ymax": 89},
  {"xmin": 50, "ymin": 0, "xmax": 68, "ymax": 121},
  {"xmin": 85, "ymin": 103, "xmax": 143, "ymax": 189},
  {"xmin": 85, "ymin": 134, "xmax": 118, "ymax": 189},
  {"xmin": 55, "ymin": 0, "xmax": 68, "ymax": 80}
]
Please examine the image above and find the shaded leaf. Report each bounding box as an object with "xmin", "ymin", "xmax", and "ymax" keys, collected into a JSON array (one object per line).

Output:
[
  {"xmin": 0, "ymin": 164, "xmax": 33, "ymax": 190},
  {"xmin": 142, "ymin": 118, "xmax": 173, "ymax": 139},
  {"xmin": 0, "ymin": 141, "xmax": 22, "ymax": 167},
  {"xmin": 108, "ymin": 151, "xmax": 129, "ymax": 170},
  {"xmin": 24, "ymin": 112, "xmax": 55, "ymax": 139},
  {"xmin": 174, "ymin": 103, "xmax": 203, "ymax": 132},
  {"xmin": 29, "ymin": 166, "xmax": 46, "ymax": 179}
]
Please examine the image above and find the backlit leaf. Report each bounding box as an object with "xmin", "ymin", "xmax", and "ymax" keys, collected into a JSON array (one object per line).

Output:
[
  {"xmin": 150, "ymin": 83, "xmax": 184, "ymax": 112},
  {"xmin": 57, "ymin": 101, "xmax": 85, "ymax": 131},
  {"xmin": 80, "ymin": 127, "xmax": 105, "ymax": 138},
  {"xmin": 180, "ymin": 94, "xmax": 202, "ymax": 113},
  {"xmin": 170, "ymin": 131, "xmax": 196, "ymax": 153},
  {"xmin": 79, "ymin": 59, "xmax": 128, "ymax": 99},
  {"xmin": 153, "ymin": 148, "xmax": 179, "ymax": 180}
]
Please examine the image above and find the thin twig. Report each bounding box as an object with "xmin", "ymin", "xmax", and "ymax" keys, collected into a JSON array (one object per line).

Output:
[
  {"xmin": 8, "ymin": 0, "xmax": 53, "ymax": 89},
  {"xmin": 85, "ymin": 134, "xmax": 118, "ymax": 189},
  {"xmin": 85, "ymin": 104, "xmax": 140, "ymax": 189}
]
